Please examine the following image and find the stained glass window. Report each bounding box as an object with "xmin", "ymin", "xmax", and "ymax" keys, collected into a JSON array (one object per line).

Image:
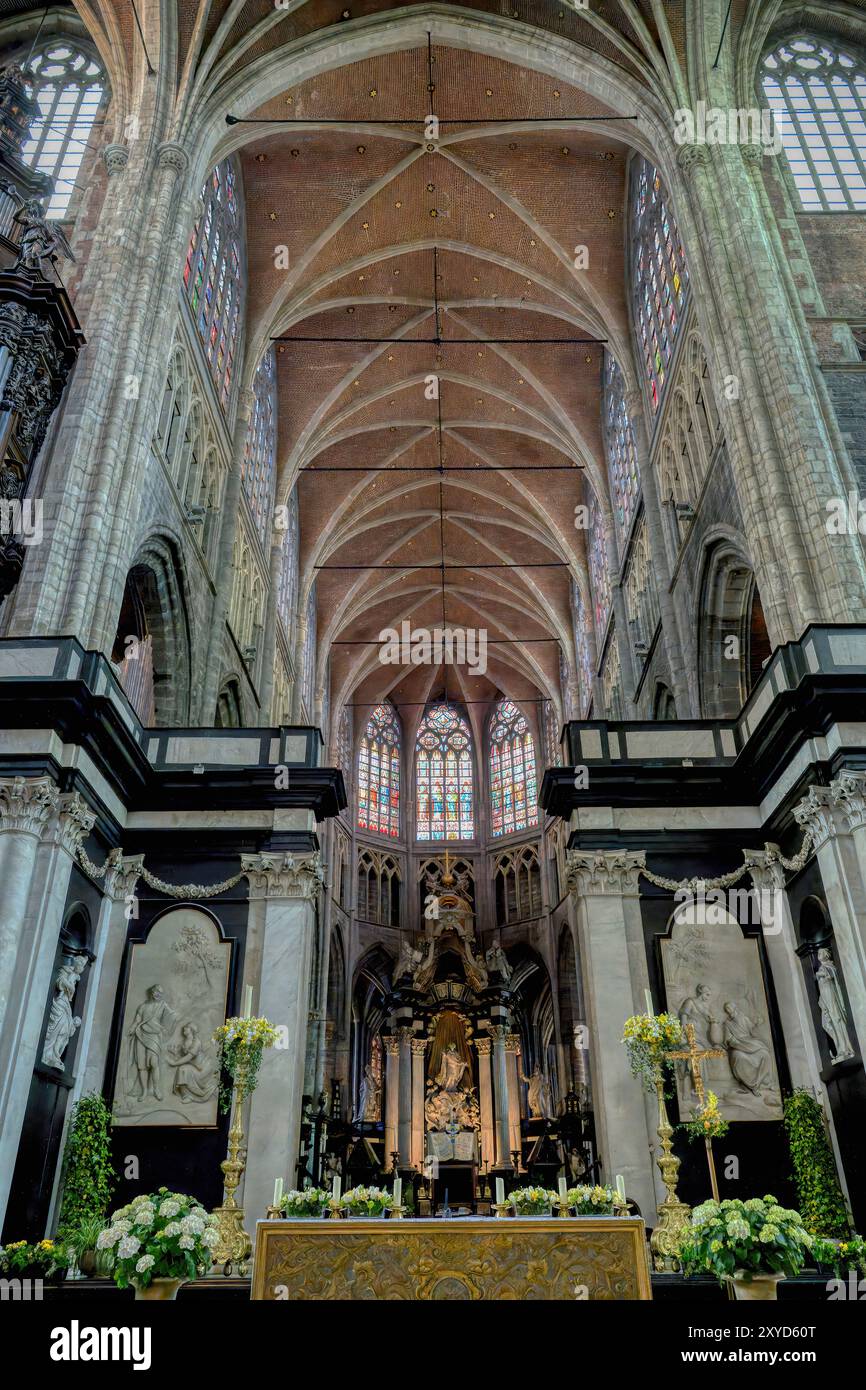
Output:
[
  {"xmin": 761, "ymin": 38, "xmax": 866, "ymax": 211},
  {"xmin": 183, "ymin": 159, "xmax": 245, "ymax": 411},
  {"xmin": 415, "ymin": 704, "xmax": 474, "ymax": 841},
  {"xmin": 631, "ymin": 157, "xmax": 689, "ymax": 413},
  {"xmin": 587, "ymin": 491, "xmax": 611, "ymax": 634},
  {"xmin": 302, "ymin": 584, "xmax": 316, "ymax": 716},
  {"xmin": 573, "ymin": 582, "xmax": 595, "ymax": 716},
  {"xmin": 21, "ymin": 42, "xmax": 105, "ymax": 219},
  {"xmin": 242, "ymin": 349, "xmax": 276, "ymax": 541},
  {"xmin": 489, "ymin": 699, "xmax": 539, "ymax": 837},
  {"xmin": 358, "ymin": 704, "xmax": 401, "ymax": 837},
  {"xmin": 277, "ymin": 487, "xmax": 299, "ymax": 635},
  {"xmin": 603, "ymin": 354, "xmax": 641, "ymax": 543}
]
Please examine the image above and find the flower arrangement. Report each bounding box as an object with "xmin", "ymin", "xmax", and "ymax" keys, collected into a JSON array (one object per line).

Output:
[
  {"xmin": 811, "ymin": 1233, "xmax": 866, "ymax": 1277},
  {"xmin": 783, "ymin": 1089, "xmax": 850, "ymax": 1236},
  {"xmin": 57, "ymin": 1093, "xmax": 115, "ymax": 1238},
  {"xmin": 339, "ymin": 1185, "xmax": 397, "ymax": 1217},
  {"xmin": 566, "ymin": 1183, "xmax": 629, "ymax": 1216},
  {"xmin": 508, "ymin": 1186, "xmax": 559, "ymax": 1216},
  {"xmin": 212, "ymin": 1015, "xmax": 279, "ymax": 1113},
  {"xmin": 679, "ymin": 1196, "xmax": 813, "ymax": 1284},
  {"xmin": 0, "ymin": 1238, "xmax": 67, "ymax": 1279},
  {"xmin": 96, "ymin": 1188, "xmax": 219, "ymax": 1290},
  {"xmin": 681, "ymin": 1090, "xmax": 730, "ymax": 1143},
  {"xmin": 278, "ymin": 1188, "xmax": 331, "ymax": 1218},
  {"xmin": 622, "ymin": 1012, "xmax": 684, "ymax": 1093}
]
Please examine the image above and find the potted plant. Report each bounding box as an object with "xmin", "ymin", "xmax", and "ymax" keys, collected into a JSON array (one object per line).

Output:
[
  {"xmin": 0, "ymin": 1239, "xmax": 67, "ymax": 1284},
  {"xmin": 783, "ymin": 1090, "xmax": 850, "ymax": 1237},
  {"xmin": 508, "ymin": 1186, "xmax": 559, "ymax": 1217},
  {"xmin": 97, "ymin": 1188, "xmax": 219, "ymax": 1300},
  {"xmin": 567, "ymin": 1183, "xmax": 629, "ymax": 1216},
  {"xmin": 65, "ymin": 1214, "xmax": 108, "ymax": 1277},
  {"xmin": 811, "ymin": 1233, "xmax": 866, "ymax": 1279},
  {"xmin": 339, "ymin": 1185, "xmax": 397, "ymax": 1219},
  {"xmin": 680, "ymin": 1195, "xmax": 813, "ymax": 1300},
  {"xmin": 56, "ymin": 1093, "xmax": 116, "ymax": 1249},
  {"xmin": 278, "ymin": 1188, "xmax": 331, "ymax": 1219}
]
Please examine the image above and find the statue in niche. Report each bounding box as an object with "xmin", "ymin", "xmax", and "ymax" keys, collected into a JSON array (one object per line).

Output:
[
  {"xmin": 566, "ymin": 1145, "xmax": 587, "ymax": 1184},
  {"xmin": 815, "ymin": 948, "xmax": 856, "ymax": 1063},
  {"xmin": 425, "ymin": 1043, "xmax": 480, "ymax": 1131},
  {"xmin": 485, "ymin": 938, "xmax": 512, "ymax": 982},
  {"xmin": 126, "ymin": 984, "xmax": 177, "ymax": 1102},
  {"xmin": 166, "ymin": 1023, "xmax": 218, "ymax": 1102},
  {"xmin": 355, "ymin": 1062, "xmax": 381, "ymax": 1122},
  {"xmin": 41, "ymin": 954, "xmax": 87, "ymax": 1070},
  {"xmin": 520, "ymin": 1062, "xmax": 554, "ymax": 1120}
]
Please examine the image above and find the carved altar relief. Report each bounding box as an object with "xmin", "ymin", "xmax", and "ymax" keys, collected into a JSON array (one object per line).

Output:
[
  {"xmin": 113, "ymin": 907, "xmax": 230, "ymax": 1127},
  {"xmin": 661, "ymin": 911, "xmax": 782, "ymax": 1121}
]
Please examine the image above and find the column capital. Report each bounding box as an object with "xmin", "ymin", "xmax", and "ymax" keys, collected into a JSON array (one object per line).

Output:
[
  {"xmin": 241, "ymin": 851, "xmax": 323, "ymax": 899},
  {"xmin": 156, "ymin": 141, "xmax": 190, "ymax": 176},
  {"xmin": 566, "ymin": 849, "xmax": 645, "ymax": 896},
  {"xmin": 504, "ymin": 1033, "xmax": 521, "ymax": 1054},
  {"xmin": 676, "ymin": 142, "xmax": 710, "ymax": 178},
  {"xmin": 474, "ymin": 1037, "xmax": 492, "ymax": 1056},
  {"xmin": 53, "ymin": 792, "xmax": 96, "ymax": 856},
  {"xmin": 830, "ymin": 769, "xmax": 866, "ymax": 833},
  {"xmin": 744, "ymin": 846, "xmax": 786, "ymax": 891},
  {"xmin": 384, "ymin": 1035, "xmax": 400, "ymax": 1057},
  {"xmin": 489, "ymin": 1023, "xmax": 511, "ymax": 1043},
  {"xmin": 793, "ymin": 783, "xmax": 845, "ymax": 849},
  {"xmin": 0, "ymin": 775, "xmax": 59, "ymax": 836},
  {"xmin": 395, "ymin": 1025, "xmax": 415, "ymax": 1046},
  {"xmin": 101, "ymin": 143, "xmax": 130, "ymax": 176},
  {"xmin": 410, "ymin": 1037, "xmax": 428, "ymax": 1056},
  {"xmin": 104, "ymin": 851, "xmax": 145, "ymax": 900}
]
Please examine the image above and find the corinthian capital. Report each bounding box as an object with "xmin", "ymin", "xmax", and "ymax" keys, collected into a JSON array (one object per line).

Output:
[
  {"xmin": 157, "ymin": 141, "xmax": 189, "ymax": 176},
  {"xmin": 743, "ymin": 846, "xmax": 786, "ymax": 892},
  {"xmin": 241, "ymin": 851, "xmax": 324, "ymax": 900},
  {"xmin": 54, "ymin": 792, "xmax": 97, "ymax": 855},
  {"xmin": 104, "ymin": 851, "xmax": 145, "ymax": 900},
  {"xmin": 0, "ymin": 775, "xmax": 59, "ymax": 836},
  {"xmin": 793, "ymin": 784, "xmax": 844, "ymax": 850},
  {"xmin": 830, "ymin": 770, "xmax": 866, "ymax": 833},
  {"xmin": 565, "ymin": 849, "xmax": 645, "ymax": 896},
  {"xmin": 676, "ymin": 142, "xmax": 710, "ymax": 177}
]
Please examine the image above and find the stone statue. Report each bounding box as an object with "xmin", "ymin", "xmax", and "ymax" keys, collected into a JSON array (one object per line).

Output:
[
  {"xmin": 0, "ymin": 182, "xmax": 75, "ymax": 277},
  {"xmin": 126, "ymin": 984, "xmax": 176, "ymax": 1102},
  {"xmin": 677, "ymin": 983, "xmax": 717, "ymax": 1097},
  {"xmin": 166, "ymin": 1023, "xmax": 218, "ymax": 1102},
  {"xmin": 567, "ymin": 1145, "xmax": 586, "ymax": 1184},
  {"xmin": 815, "ymin": 948, "xmax": 856, "ymax": 1063},
  {"xmin": 462, "ymin": 936, "xmax": 489, "ymax": 991},
  {"xmin": 485, "ymin": 938, "xmax": 512, "ymax": 982},
  {"xmin": 355, "ymin": 1062, "xmax": 380, "ymax": 1121},
  {"xmin": 435, "ymin": 1042, "xmax": 469, "ymax": 1093},
  {"xmin": 41, "ymin": 954, "xmax": 87, "ymax": 1069},
  {"xmin": 520, "ymin": 1062, "xmax": 554, "ymax": 1120},
  {"xmin": 713, "ymin": 1002, "xmax": 776, "ymax": 1104}
]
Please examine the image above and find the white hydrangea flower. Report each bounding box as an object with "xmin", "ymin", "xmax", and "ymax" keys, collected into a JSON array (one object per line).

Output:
[
  {"xmin": 96, "ymin": 1228, "xmax": 118, "ymax": 1249},
  {"xmin": 135, "ymin": 1255, "xmax": 155, "ymax": 1274},
  {"xmin": 162, "ymin": 1221, "xmax": 182, "ymax": 1237},
  {"xmin": 158, "ymin": 1199, "xmax": 181, "ymax": 1218},
  {"xmin": 117, "ymin": 1235, "xmax": 141, "ymax": 1258},
  {"xmin": 201, "ymin": 1228, "xmax": 218, "ymax": 1248},
  {"xmin": 178, "ymin": 1235, "xmax": 195, "ymax": 1250},
  {"xmin": 132, "ymin": 1206, "xmax": 155, "ymax": 1227}
]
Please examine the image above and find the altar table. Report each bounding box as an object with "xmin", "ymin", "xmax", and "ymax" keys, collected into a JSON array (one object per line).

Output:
[{"xmin": 250, "ymin": 1216, "xmax": 652, "ymax": 1300}]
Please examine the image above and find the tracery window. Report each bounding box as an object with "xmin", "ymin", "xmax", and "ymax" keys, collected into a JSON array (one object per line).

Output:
[
  {"xmin": 302, "ymin": 585, "xmax": 316, "ymax": 716},
  {"xmin": 631, "ymin": 158, "xmax": 690, "ymax": 413},
  {"xmin": 242, "ymin": 349, "xmax": 276, "ymax": 541},
  {"xmin": 573, "ymin": 582, "xmax": 595, "ymax": 716},
  {"xmin": 761, "ymin": 38, "xmax": 866, "ymax": 211},
  {"xmin": 494, "ymin": 846, "xmax": 542, "ymax": 925},
  {"xmin": 600, "ymin": 630, "xmax": 625, "ymax": 720},
  {"xmin": 357, "ymin": 703, "xmax": 400, "ymax": 837},
  {"xmin": 415, "ymin": 705, "xmax": 474, "ymax": 841},
  {"xmin": 356, "ymin": 849, "xmax": 400, "ymax": 926},
  {"xmin": 489, "ymin": 699, "xmax": 538, "ymax": 837},
  {"xmin": 603, "ymin": 354, "xmax": 641, "ymax": 544},
  {"xmin": 21, "ymin": 41, "xmax": 105, "ymax": 219},
  {"xmin": 183, "ymin": 159, "xmax": 245, "ymax": 410},
  {"xmin": 542, "ymin": 699, "xmax": 560, "ymax": 769},
  {"xmin": 587, "ymin": 492, "xmax": 612, "ymax": 634},
  {"xmin": 276, "ymin": 488, "xmax": 299, "ymax": 636}
]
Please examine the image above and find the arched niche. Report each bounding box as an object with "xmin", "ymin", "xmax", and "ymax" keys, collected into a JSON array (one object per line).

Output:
[{"xmin": 698, "ymin": 541, "xmax": 771, "ymax": 718}]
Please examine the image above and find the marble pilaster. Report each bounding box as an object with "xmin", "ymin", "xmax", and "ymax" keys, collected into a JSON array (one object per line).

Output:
[
  {"xmin": 475, "ymin": 1036, "xmax": 495, "ymax": 1170},
  {"xmin": 505, "ymin": 1033, "xmax": 522, "ymax": 1163},
  {"xmin": 384, "ymin": 1035, "xmax": 400, "ymax": 1163},
  {"xmin": 397, "ymin": 1026, "xmax": 413, "ymax": 1166},
  {"xmin": 410, "ymin": 1037, "xmax": 427, "ymax": 1169},
  {"xmin": 491, "ymin": 1024, "xmax": 511, "ymax": 1167}
]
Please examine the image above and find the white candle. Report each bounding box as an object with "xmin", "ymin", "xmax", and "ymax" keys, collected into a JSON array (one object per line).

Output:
[
  {"xmin": 558, "ymin": 1175, "xmax": 568, "ymax": 1204},
  {"xmin": 644, "ymin": 989, "xmax": 653, "ymax": 1016},
  {"xmin": 392, "ymin": 1177, "xmax": 402, "ymax": 1208},
  {"xmin": 273, "ymin": 1177, "xmax": 283, "ymax": 1207},
  {"xmin": 243, "ymin": 985, "xmax": 253, "ymax": 1019},
  {"xmin": 616, "ymin": 1174, "xmax": 626, "ymax": 1200},
  {"xmin": 332, "ymin": 1175, "xmax": 341, "ymax": 1201},
  {"xmin": 495, "ymin": 1178, "xmax": 505, "ymax": 1206}
]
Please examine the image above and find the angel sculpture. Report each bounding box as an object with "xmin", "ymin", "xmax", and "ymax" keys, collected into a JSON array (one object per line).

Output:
[{"xmin": 0, "ymin": 182, "xmax": 75, "ymax": 277}]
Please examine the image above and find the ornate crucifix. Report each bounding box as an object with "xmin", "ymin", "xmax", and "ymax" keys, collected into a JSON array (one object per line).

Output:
[{"xmin": 666, "ymin": 1023, "xmax": 726, "ymax": 1202}]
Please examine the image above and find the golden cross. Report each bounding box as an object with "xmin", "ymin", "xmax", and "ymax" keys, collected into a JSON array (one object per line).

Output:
[{"xmin": 665, "ymin": 1023, "xmax": 725, "ymax": 1107}]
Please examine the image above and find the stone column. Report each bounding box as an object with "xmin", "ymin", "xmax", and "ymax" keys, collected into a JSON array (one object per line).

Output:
[
  {"xmin": 0, "ymin": 790, "xmax": 97, "ymax": 1227},
  {"xmin": 410, "ymin": 1037, "xmax": 427, "ymax": 1169},
  {"xmin": 491, "ymin": 1024, "xmax": 511, "ymax": 1167},
  {"xmin": 241, "ymin": 852, "xmax": 323, "ymax": 1228},
  {"xmin": 0, "ymin": 777, "xmax": 58, "ymax": 1040},
  {"xmin": 384, "ymin": 1035, "xmax": 400, "ymax": 1164},
  {"xmin": 566, "ymin": 849, "xmax": 658, "ymax": 1220},
  {"xmin": 505, "ymin": 1033, "xmax": 523, "ymax": 1164},
  {"xmin": 475, "ymin": 1037, "xmax": 495, "ymax": 1170},
  {"xmin": 794, "ymin": 782, "xmax": 866, "ymax": 1054},
  {"xmin": 397, "ymin": 1026, "xmax": 413, "ymax": 1166}
]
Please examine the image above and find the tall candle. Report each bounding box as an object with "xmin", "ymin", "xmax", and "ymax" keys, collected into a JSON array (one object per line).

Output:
[
  {"xmin": 243, "ymin": 985, "xmax": 253, "ymax": 1019},
  {"xmin": 273, "ymin": 1177, "xmax": 283, "ymax": 1207},
  {"xmin": 495, "ymin": 1178, "xmax": 505, "ymax": 1206},
  {"xmin": 616, "ymin": 1174, "xmax": 626, "ymax": 1200},
  {"xmin": 392, "ymin": 1177, "xmax": 402, "ymax": 1208},
  {"xmin": 558, "ymin": 1174, "xmax": 568, "ymax": 1204},
  {"xmin": 332, "ymin": 1175, "xmax": 341, "ymax": 1201},
  {"xmin": 644, "ymin": 989, "xmax": 653, "ymax": 1016}
]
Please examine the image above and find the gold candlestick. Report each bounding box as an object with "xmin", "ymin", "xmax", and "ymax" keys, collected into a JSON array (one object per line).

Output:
[
  {"xmin": 649, "ymin": 1075, "xmax": 691, "ymax": 1272},
  {"xmin": 211, "ymin": 1054, "xmax": 252, "ymax": 1271}
]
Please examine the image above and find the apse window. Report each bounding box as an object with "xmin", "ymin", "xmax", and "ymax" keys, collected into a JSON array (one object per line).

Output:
[
  {"xmin": 761, "ymin": 38, "xmax": 866, "ymax": 212},
  {"xmin": 415, "ymin": 704, "xmax": 474, "ymax": 841},
  {"xmin": 489, "ymin": 699, "xmax": 539, "ymax": 837},
  {"xmin": 22, "ymin": 42, "xmax": 105, "ymax": 219}
]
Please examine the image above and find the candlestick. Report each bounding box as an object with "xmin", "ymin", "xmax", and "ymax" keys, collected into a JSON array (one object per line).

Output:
[
  {"xmin": 495, "ymin": 1177, "xmax": 505, "ymax": 1207},
  {"xmin": 616, "ymin": 1174, "xmax": 626, "ymax": 1200},
  {"xmin": 331, "ymin": 1175, "xmax": 341, "ymax": 1202},
  {"xmin": 273, "ymin": 1177, "xmax": 283, "ymax": 1208},
  {"xmin": 558, "ymin": 1174, "xmax": 568, "ymax": 1204},
  {"xmin": 392, "ymin": 1177, "xmax": 402, "ymax": 1209},
  {"xmin": 242, "ymin": 985, "xmax": 253, "ymax": 1019},
  {"xmin": 644, "ymin": 989, "xmax": 653, "ymax": 1016}
]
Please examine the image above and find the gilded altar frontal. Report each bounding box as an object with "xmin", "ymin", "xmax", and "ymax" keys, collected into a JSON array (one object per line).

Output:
[{"xmin": 0, "ymin": 0, "xmax": 864, "ymax": 1358}]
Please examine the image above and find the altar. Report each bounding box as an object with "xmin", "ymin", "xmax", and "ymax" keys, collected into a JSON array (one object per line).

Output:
[{"xmin": 250, "ymin": 1217, "xmax": 652, "ymax": 1300}]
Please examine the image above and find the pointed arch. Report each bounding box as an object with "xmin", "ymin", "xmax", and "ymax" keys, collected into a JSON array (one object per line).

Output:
[
  {"xmin": 489, "ymin": 698, "xmax": 539, "ymax": 837},
  {"xmin": 357, "ymin": 702, "xmax": 401, "ymax": 838},
  {"xmin": 415, "ymin": 704, "xmax": 475, "ymax": 841}
]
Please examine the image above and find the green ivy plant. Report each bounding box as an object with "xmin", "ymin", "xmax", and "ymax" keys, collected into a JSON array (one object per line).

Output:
[
  {"xmin": 57, "ymin": 1092, "xmax": 116, "ymax": 1239},
  {"xmin": 783, "ymin": 1089, "xmax": 850, "ymax": 1237}
]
